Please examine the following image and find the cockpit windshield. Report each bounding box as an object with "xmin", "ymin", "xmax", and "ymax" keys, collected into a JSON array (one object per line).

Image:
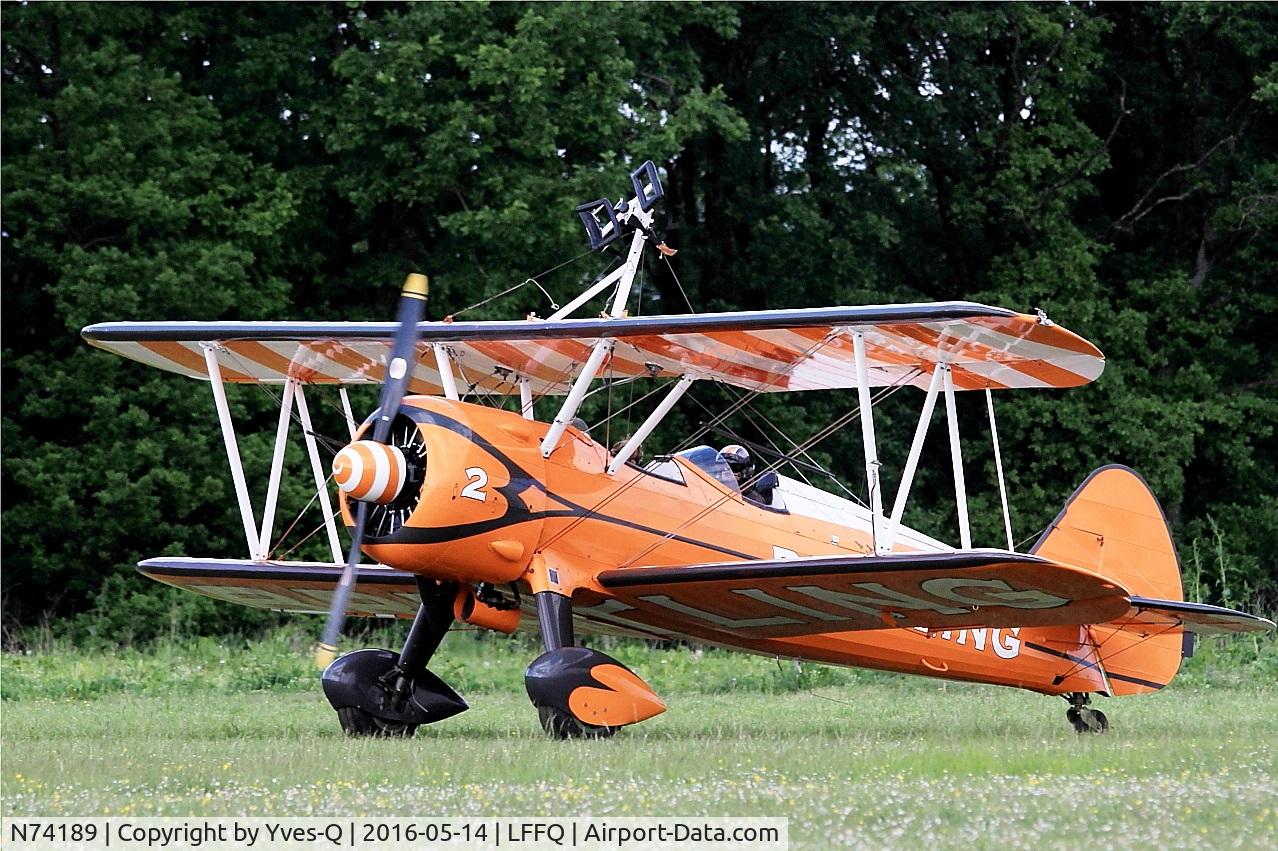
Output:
[{"xmin": 674, "ymin": 445, "xmax": 739, "ymax": 491}]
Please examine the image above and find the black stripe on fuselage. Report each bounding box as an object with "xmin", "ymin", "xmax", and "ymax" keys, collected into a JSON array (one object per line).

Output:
[{"xmin": 359, "ymin": 406, "xmax": 756, "ymax": 561}]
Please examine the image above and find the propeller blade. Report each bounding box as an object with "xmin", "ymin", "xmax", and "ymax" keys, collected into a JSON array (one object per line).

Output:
[
  {"xmin": 371, "ymin": 272, "xmax": 429, "ymax": 443},
  {"xmin": 314, "ymin": 500, "xmax": 370, "ymax": 669},
  {"xmin": 315, "ymin": 273, "xmax": 428, "ymax": 671}
]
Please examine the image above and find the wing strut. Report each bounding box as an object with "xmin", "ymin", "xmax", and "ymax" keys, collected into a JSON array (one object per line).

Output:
[
  {"xmin": 884, "ymin": 366, "xmax": 943, "ymax": 550},
  {"xmin": 338, "ymin": 388, "xmax": 357, "ymax": 438},
  {"xmin": 257, "ymin": 378, "xmax": 297, "ymax": 560},
  {"xmin": 541, "ymin": 340, "xmax": 615, "ymax": 456},
  {"xmin": 519, "ymin": 377, "xmax": 534, "ymax": 420},
  {"xmin": 433, "ymin": 344, "xmax": 460, "ymax": 400},
  {"xmin": 942, "ymin": 363, "xmax": 973, "ymax": 549},
  {"xmin": 203, "ymin": 343, "xmax": 260, "ymax": 558},
  {"xmin": 295, "ymin": 384, "xmax": 344, "ymax": 563},
  {"xmin": 607, "ymin": 375, "xmax": 696, "ymax": 474},
  {"xmin": 199, "ymin": 347, "xmax": 346, "ymax": 565},
  {"xmin": 852, "ymin": 332, "xmax": 885, "ymax": 552},
  {"xmin": 986, "ymin": 389, "xmax": 1015, "ymax": 551}
]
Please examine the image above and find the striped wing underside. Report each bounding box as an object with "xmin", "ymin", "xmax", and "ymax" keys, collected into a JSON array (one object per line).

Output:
[{"xmin": 83, "ymin": 302, "xmax": 1104, "ymax": 396}]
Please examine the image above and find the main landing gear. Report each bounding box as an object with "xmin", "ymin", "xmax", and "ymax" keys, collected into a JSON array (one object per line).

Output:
[
  {"xmin": 321, "ymin": 579, "xmax": 468, "ymax": 738},
  {"xmin": 524, "ymin": 591, "xmax": 666, "ymax": 739},
  {"xmin": 1065, "ymin": 692, "xmax": 1109, "ymax": 734},
  {"xmin": 320, "ymin": 579, "xmax": 665, "ymax": 740}
]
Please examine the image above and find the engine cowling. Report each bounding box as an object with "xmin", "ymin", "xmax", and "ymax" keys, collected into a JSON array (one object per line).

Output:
[{"xmin": 338, "ymin": 398, "xmax": 547, "ymax": 587}]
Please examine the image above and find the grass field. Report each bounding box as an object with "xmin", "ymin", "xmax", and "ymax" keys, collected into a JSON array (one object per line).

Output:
[{"xmin": 3, "ymin": 631, "xmax": 1277, "ymax": 849}]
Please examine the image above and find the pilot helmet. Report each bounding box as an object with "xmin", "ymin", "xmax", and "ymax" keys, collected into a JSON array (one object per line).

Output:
[{"xmin": 720, "ymin": 444, "xmax": 754, "ymax": 479}]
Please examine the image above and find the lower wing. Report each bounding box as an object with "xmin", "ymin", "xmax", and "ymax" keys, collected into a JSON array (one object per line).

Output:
[
  {"xmin": 594, "ymin": 550, "xmax": 1134, "ymax": 640},
  {"xmin": 139, "ymin": 557, "xmax": 424, "ymax": 618},
  {"xmin": 596, "ymin": 550, "xmax": 1275, "ymax": 640},
  {"xmin": 140, "ymin": 554, "xmax": 1273, "ymax": 639}
]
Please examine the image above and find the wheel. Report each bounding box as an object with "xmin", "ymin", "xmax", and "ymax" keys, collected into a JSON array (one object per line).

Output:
[
  {"xmin": 1067, "ymin": 706, "xmax": 1108, "ymax": 735},
  {"xmin": 538, "ymin": 706, "xmax": 617, "ymax": 740},
  {"xmin": 1066, "ymin": 707, "xmax": 1086, "ymax": 733},
  {"xmin": 337, "ymin": 706, "xmax": 419, "ymax": 738}
]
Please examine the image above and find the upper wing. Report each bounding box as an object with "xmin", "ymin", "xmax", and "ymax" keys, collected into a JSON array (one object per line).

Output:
[
  {"xmin": 592, "ymin": 550, "xmax": 1133, "ymax": 640},
  {"xmin": 82, "ymin": 301, "xmax": 1103, "ymax": 395}
]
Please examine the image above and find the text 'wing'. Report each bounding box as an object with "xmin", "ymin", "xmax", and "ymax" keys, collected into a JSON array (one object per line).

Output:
[{"xmin": 593, "ymin": 550, "xmax": 1132, "ymax": 640}]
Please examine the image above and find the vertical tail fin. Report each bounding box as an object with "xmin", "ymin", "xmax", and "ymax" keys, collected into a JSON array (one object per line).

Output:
[{"xmin": 1026, "ymin": 465, "xmax": 1184, "ymax": 695}]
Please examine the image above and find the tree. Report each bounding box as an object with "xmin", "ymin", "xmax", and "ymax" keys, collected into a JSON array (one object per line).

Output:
[{"xmin": 3, "ymin": 2, "xmax": 1273, "ymax": 637}]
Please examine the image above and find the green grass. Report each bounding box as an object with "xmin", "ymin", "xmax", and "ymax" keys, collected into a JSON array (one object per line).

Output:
[
  {"xmin": 4, "ymin": 622, "xmax": 1273, "ymax": 701},
  {"xmin": 0, "ymin": 626, "xmax": 876, "ymax": 702},
  {"xmin": 2, "ymin": 631, "xmax": 1277, "ymax": 848}
]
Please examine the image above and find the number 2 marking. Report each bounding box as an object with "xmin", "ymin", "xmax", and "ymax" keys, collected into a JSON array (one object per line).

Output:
[{"xmin": 461, "ymin": 467, "xmax": 489, "ymax": 502}]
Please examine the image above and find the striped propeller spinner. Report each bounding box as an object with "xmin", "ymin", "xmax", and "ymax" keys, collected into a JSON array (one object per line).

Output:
[{"xmin": 333, "ymin": 440, "xmax": 408, "ymax": 505}]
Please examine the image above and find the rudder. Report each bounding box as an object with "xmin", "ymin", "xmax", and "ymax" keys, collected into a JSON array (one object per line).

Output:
[{"xmin": 1027, "ymin": 465, "xmax": 1184, "ymax": 695}]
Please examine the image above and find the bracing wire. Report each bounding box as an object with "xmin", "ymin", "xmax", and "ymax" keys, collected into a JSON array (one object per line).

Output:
[
  {"xmin": 591, "ymin": 380, "xmax": 671, "ymax": 430},
  {"xmin": 539, "ymin": 330, "xmax": 845, "ymax": 550},
  {"xmin": 274, "ymin": 514, "xmax": 339, "ymax": 562},
  {"xmin": 1049, "ymin": 622, "xmax": 1182, "ymax": 686},
  {"xmin": 615, "ymin": 371, "xmax": 918, "ymax": 569},
  {"xmin": 661, "ymin": 253, "xmax": 696, "ymax": 313},
  {"xmin": 447, "ymin": 248, "xmax": 599, "ymax": 320},
  {"xmin": 219, "ymin": 349, "xmax": 348, "ymax": 455},
  {"xmin": 615, "ymin": 398, "xmax": 871, "ymax": 568}
]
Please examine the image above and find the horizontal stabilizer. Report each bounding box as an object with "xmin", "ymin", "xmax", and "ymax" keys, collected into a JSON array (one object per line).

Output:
[
  {"xmin": 594, "ymin": 550, "xmax": 1132, "ymax": 640},
  {"xmin": 139, "ymin": 558, "xmax": 423, "ymax": 618},
  {"xmin": 1117, "ymin": 597, "xmax": 1276, "ymax": 635}
]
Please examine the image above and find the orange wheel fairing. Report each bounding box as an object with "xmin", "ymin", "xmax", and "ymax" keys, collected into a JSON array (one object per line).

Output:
[{"xmin": 567, "ymin": 663, "xmax": 666, "ymax": 727}]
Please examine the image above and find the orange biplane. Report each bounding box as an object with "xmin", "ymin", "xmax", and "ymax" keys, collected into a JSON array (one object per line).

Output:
[{"xmin": 83, "ymin": 162, "xmax": 1272, "ymax": 738}]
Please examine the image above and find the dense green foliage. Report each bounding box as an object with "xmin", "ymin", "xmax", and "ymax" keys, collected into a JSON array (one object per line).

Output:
[{"xmin": 3, "ymin": 2, "xmax": 1275, "ymax": 636}]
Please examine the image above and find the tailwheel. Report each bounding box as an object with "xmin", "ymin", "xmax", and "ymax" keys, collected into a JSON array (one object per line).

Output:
[
  {"xmin": 337, "ymin": 706, "xmax": 418, "ymax": 738},
  {"xmin": 1065, "ymin": 693, "xmax": 1109, "ymax": 734},
  {"xmin": 1067, "ymin": 707, "xmax": 1109, "ymax": 734},
  {"xmin": 537, "ymin": 706, "xmax": 617, "ymax": 740}
]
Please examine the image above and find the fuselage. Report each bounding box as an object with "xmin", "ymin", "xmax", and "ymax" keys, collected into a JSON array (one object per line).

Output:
[{"xmin": 347, "ymin": 396, "xmax": 1101, "ymax": 695}]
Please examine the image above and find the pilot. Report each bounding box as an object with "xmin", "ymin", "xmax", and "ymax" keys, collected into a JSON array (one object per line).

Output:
[
  {"xmin": 722, "ymin": 443, "xmax": 777, "ymax": 506},
  {"xmin": 611, "ymin": 435, "xmax": 644, "ymax": 465},
  {"xmin": 720, "ymin": 444, "xmax": 755, "ymax": 490}
]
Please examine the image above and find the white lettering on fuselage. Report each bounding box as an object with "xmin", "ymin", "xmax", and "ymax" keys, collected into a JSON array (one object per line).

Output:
[{"xmin": 912, "ymin": 626, "xmax": 1022, "ymax": 659}]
